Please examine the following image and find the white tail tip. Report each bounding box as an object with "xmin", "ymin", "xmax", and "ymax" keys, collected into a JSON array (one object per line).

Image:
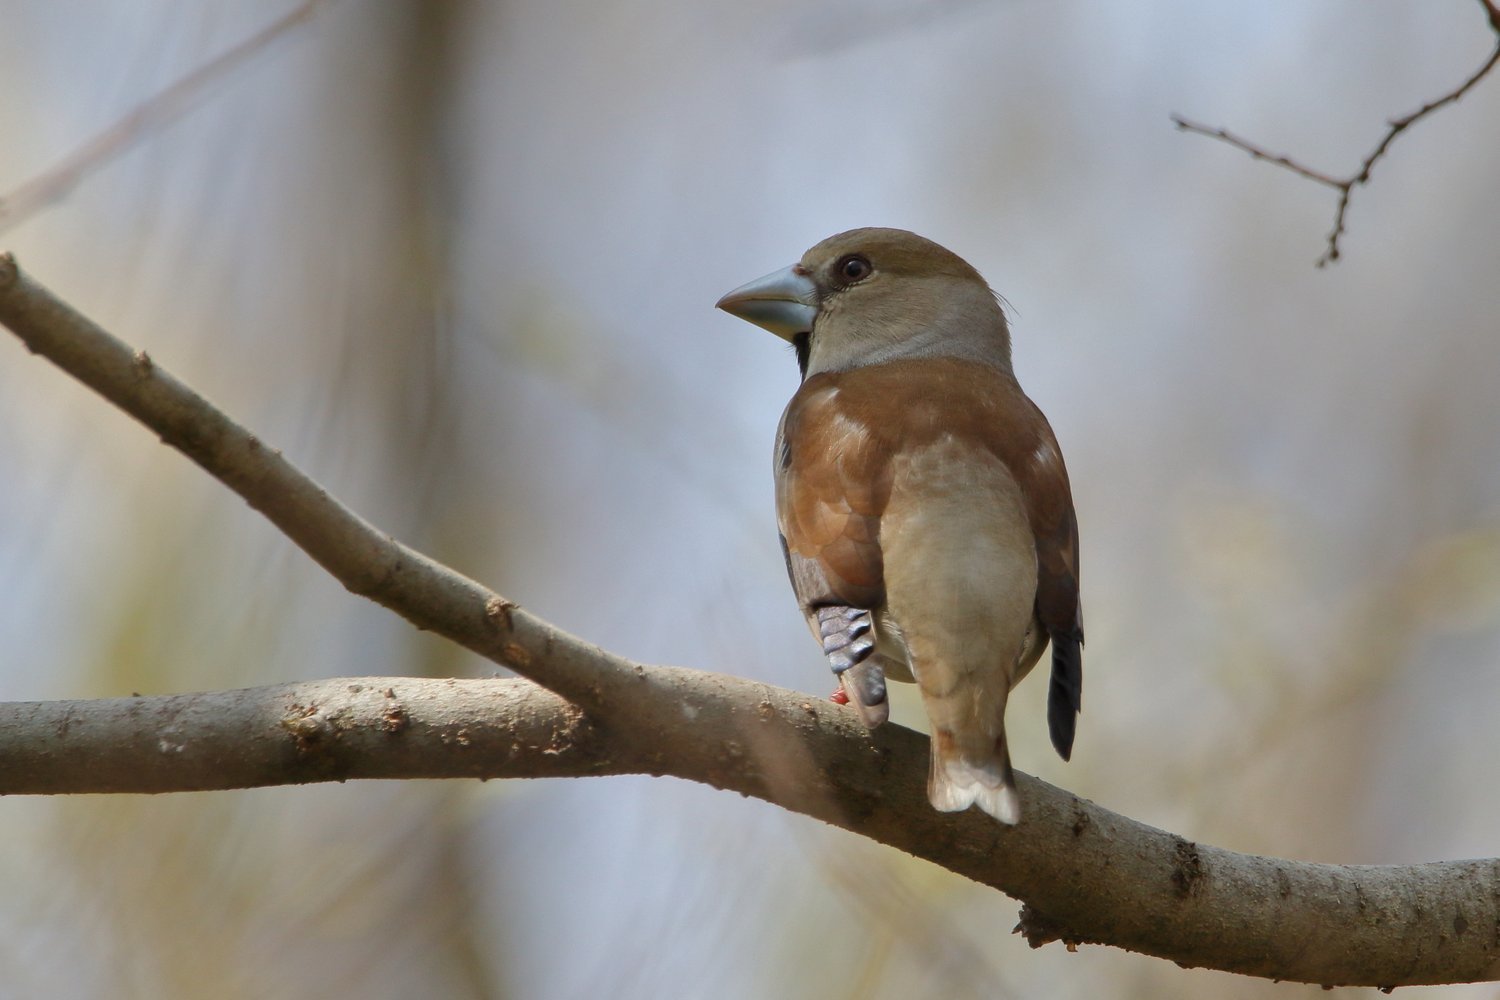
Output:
[{"xmin": 928, "ymin": 759, "xmax": 1021, "ymax": 825}]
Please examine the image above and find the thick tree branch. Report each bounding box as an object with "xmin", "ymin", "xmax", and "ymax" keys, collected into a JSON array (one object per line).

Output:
[
  {"xmin": 1172, "ymin": 0, "xmax": 1500, "ymax": 267},
  {"xmin": 3, "ymin": 253, "xmax": 1500, "ymax": 988}
]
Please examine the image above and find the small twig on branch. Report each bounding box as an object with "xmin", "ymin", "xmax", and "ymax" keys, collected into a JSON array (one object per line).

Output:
[
  {"xmin": 1172, "ymin": 0, "xmax": 1500, "ymax": 267},
  {"xmin": 0, "ymin": 0, "xmax": 327, "ymax": 234},
  {"xmin": 6, "ymin": 252, "xmax": 1500, "ymax": 988}
]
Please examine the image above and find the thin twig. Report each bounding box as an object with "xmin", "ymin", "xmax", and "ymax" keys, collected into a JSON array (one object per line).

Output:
[
  {"xmin": 0, "ymin": 1, "xmax": 325, "ymax": 233},
  {"xmin": 1167, "ymin": 118, "xmax": 1347, "ymax": 189},
  {"xmin": 1172, "ymin": 0, "xmax": 1500, "ymax": 267}
]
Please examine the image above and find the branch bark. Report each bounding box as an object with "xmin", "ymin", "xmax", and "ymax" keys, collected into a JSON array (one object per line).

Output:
[{"xmin": 2, "ymin": 253, "xmax": 1499, "ymax": 989}]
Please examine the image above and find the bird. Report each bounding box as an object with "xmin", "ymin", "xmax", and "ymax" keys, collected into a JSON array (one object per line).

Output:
[{"xmin": 716, "ymin": 228, "xmax": 1082, "ymax": 825}]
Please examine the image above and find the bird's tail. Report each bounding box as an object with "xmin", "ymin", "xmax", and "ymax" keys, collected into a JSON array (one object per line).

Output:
[{"xmin": 927, "ymin": 730, "xmax": 1020, "ymax": 825}]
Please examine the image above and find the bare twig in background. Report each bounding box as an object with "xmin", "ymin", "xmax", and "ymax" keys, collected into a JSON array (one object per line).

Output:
[
  {"xmin": 1172, "ymin": 0, "xmax": 1500, "ymax": 267},
  {"xmin": 0, "ymin": 0, "xmax": 325, "ymax": 234}
]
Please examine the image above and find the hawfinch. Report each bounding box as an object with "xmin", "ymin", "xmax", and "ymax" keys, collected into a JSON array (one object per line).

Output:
[{"xmin": 716, "ymin": 228, "xmax": 1082, "ymax": 825}]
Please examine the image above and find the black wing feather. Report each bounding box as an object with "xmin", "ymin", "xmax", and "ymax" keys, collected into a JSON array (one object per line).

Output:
[{"xmin": 1046, "ymin": 627, "xmax": 1083, "ymax": 760}]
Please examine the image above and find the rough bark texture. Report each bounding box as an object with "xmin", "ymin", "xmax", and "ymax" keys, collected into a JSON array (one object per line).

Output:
[{"xmin": 3, "ymin": 252, "xmax": 1499, "ymax": 989}]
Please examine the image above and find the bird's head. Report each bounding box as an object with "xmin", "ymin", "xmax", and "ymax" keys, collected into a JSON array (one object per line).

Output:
[{"xmin": 716, "ymin": 228, "xmax": 1012, "ymax": 379}]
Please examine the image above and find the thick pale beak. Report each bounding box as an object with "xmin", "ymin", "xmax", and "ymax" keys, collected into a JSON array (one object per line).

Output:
[{"xmin": 715, "ymin": 266, "xmax": 818, "ymax": 341}]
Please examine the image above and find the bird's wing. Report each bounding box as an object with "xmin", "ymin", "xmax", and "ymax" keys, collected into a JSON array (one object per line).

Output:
[
  {"xmin": 775, "ymin": 377, "xmax": 890, "ymax": 725},
  {"xmin": 997, "ymin": 390, "xmax": 1084, "ymax": 761},
  {"xmin": 774, "ymin": 377, "xmax": 888, "ymax": 613}
]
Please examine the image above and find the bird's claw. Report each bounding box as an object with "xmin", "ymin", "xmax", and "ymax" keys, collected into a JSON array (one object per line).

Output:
[{"xmin": 839, "ymin": 662, "xmax": 890, "ymax": 728}]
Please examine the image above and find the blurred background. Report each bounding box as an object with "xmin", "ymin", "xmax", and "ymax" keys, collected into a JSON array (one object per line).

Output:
[{"xmin": 1, "ymin": 1, "xmax": 1498, "ymax": 997}]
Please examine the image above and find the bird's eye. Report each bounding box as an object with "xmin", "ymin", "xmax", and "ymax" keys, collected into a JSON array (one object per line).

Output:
[{"xmin": 836, "ymin": 254, "xmax": 872, "ymax": 283}]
